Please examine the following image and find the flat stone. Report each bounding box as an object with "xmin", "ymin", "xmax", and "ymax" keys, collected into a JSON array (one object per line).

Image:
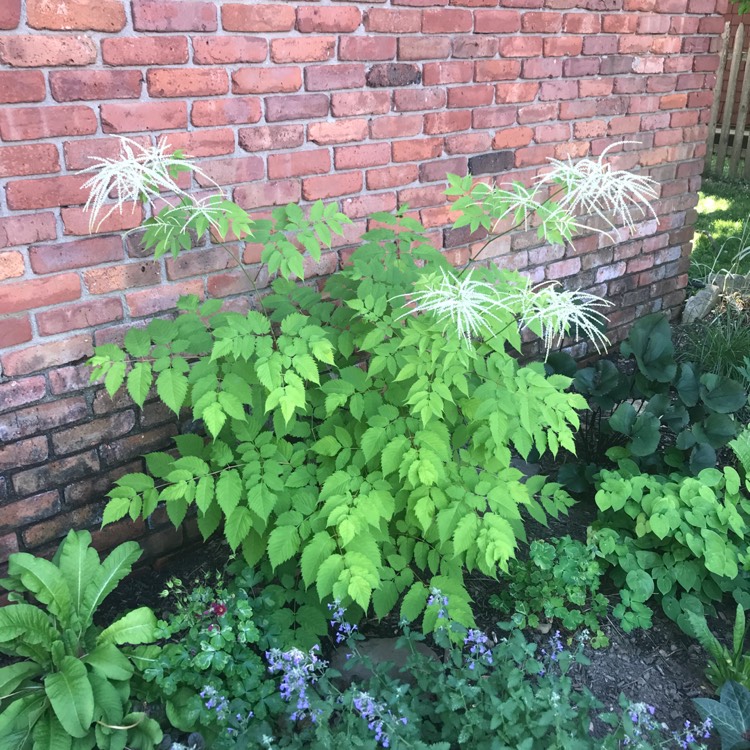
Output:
[{"xmin": 682, "ymin": 285, "xmax": 720, "ymax": 324}]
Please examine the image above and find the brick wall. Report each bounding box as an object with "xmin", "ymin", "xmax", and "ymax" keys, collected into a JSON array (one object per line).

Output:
[{"xmin": 0, "ymin": 0, "xmax": 726, "ymax": 564}]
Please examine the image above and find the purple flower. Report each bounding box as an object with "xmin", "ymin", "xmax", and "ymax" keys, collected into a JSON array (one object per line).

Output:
[
  {"xmin": 351, "ymin": 690, "xmax": 406, "ymax": 748},
  {"xmin": 328, "ymin": 599, "xmax": 358, "ymax": 643},
  {"xmin": 427, "ymin": 587, "xmax": 450, "ymax": 621},
  {"xmin": 266, "ymin": 646, "xmax": 326, "ymax": 722},
  {"xmin": 464, "ymin": 629, "xmax": 494, "ymax": 670}
]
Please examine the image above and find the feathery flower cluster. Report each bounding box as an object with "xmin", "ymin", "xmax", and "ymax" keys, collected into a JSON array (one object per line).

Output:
[
  {"xmin": 80, "ymin": 136, "xmax": 216, "ymax": 232},
  {"xmin": 328, "ymin": 599, "xmax": 358, "ymax": 643},
  {"xmin": 266, "ymin": 646, "xmax": 326, "ymax": 722},
  {"xmin": 673, "ymin": 718, "xmax": 712, "ymax": 749},
  {"xmin": 537, "ymin": 141, "xmax": 659, "ymax": 235},
  {"xmin": 352, "ymin": 691, "xmax": 408, "ymax": 749},
  {"xmin": 464, "ymin": 629, "xmax": 494, "ymax": 670}
]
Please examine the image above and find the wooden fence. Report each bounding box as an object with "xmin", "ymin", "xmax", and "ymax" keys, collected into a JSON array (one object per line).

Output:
[{"xmin": 704, "ymin": 21, "xmax": 750, "ymax": 180}]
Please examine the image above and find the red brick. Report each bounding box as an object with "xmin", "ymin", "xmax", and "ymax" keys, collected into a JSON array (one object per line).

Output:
[
  {"xmin": 499, "ymin": 37, "xmax": 543, "ymax": 58},
  {"xmin": 521, "ymin": 102, "xmax": 562, "ymax": 123},
  {"xmin": 343, "ymin": 192, "xmax": 397, "ymax": 220},
  {"xmin": 50, "ymin": 70, "xmax": 142, "ymax": 102},
  {"xmin": 0, "ymin": 105, "xmax": 96, "ymax": 141},
  {"xmin": 393, "ymin": 137, "xmax": 443, "ymax": 163},
  {"xmin": 422, "ymin": 8, "xmax": 472, "ymax": 33},
  {"xmin": 232, "ymin": 67, "xmax": 301, "ymax": 94},
  {"xmin": 126, "ymin": 281, "xmax": 204, "ymax": 318},
  {"xmin": 0, "ymin": 214, "xmax": 56, "ymax": 249},
  {"xmin": 0, "ymin": 251, "xmax": 24, "ymax": 281},
  {"xmin": 0, "ymin": 316, "xmax": 32, "ymax": 348},
  {"xmin": 398, "ymin": 185, "xmax": 446, "ymax": 209},
  {"xmin": 473, "ymin": 60, "xmax": 519, "ymax": 82},
  {"xmin": 366, "ymin": 164, "xmax": 419, "ymax": 190},
  {"xmin": 266, "ymin": 94, "xmax": 329, "ymax": 122},
  {"xmin": 339, "ymin": 37, "xmax": 396, "ymax": 61},
  {"xmin": 61, "ymin": 205, "xmax": 144, "ymax": 236},
  {"xmin": 222, "ymin": 3, "xmax": 295, "ymax": 32},
  {"xmin": 0, "ymin": 436, "xmax": 48, "ymax": 472},
  {"xmin": 447, "ymin": 85, "xmax": 493, "ymax": 108},
  {"xmin": 0, "ymin": 144, "xmax": 59, "ymax": 178},
  {"xmin": 239, "ymin": 124, "xmax": 305, "ymax": 152},
  {"xmin": 14, "ymin": 451, "xmax": 100, "ymax": 500},
  {"xmin": 534, "ymin": 123, "xmax": 571, "ymax": 143},
  {"xmin": 445, "ymin": 133, "xmax": 492, "ymax": 154},
  {"xmin": 522, "ymin": 57, "xmax": 563, "ymax": 80},
  {"xmin": 101, "ymin": 101, "xmax": 187, "ymax": 133},
  {"xmin": 421, "ymin": 157, "xmax": 467, "ymax": 183},
  {"xmin": 370, "ymin": 114, "xmax": 423, "ymax": 139},
  {"xmin": 0, "ymin": 34, "xmax": 96, "ymax": 67},
  {"xmin": 268, "ymin": 149, "xmax": 330, "ymax": 179},
  {"xmin": 608, "ymin": 116, "xmax": 642, "ymax": 135},
  {"xmin": 0, "ymin": 492, "xmax": 59, "ymax": 531},
  {"xmin": 102, "ymin": 36, "xmax": 188, "ymax": 66},
  {"xmin": 452, "ymin": 37, "xmax": 497, "ymax": 59},
  {"xmin": 37, "ymin": 297, "xmax": 123, "ymax": 336},
  {"xmin": 0, "ymin": 274, "xmax": 81, "ymax": 316},
  {"xmin": 492, "ymin": 127, "xmax": 533, "ymax": 149},
  {"xmin": 398, "ymin": 37, "xmax": 451, "ymax": 61},
  {"xmin": 394, "ymin": 89, "xmax": 447, "ymax": 112},
  {"xmin": 192, "ymin": 97, "xmax": 261, "ymax": 127},
  {"xmin": 0, "ymin": 397, "xmax": 87, "ymax": 442},
  {"xmin": 496, "ymin": 82, "xmax": 538, "ymax": 104},
  {"xmin": 660, "ymin": 93, "xmax": 689, "ymax": 110},
  {"xmin": 308, "ymin": 119, "xmax": 369, "ymax": 145},
  {"xmin": 29, "ymin": 237, "xmax": 123, "ymax": 275},
  {"xmin": 522, "ymin": 11, "xmax": 562, "ymax": 32},
  {"xmin": 474, "ymin": 10, "xmax": 521, "ymax": 33},
  {"xmin": 27, "ymin": 0, "xmax": 125, "ymax": 31},
  {"xmin": 539, "ymin": 80, "xmax": 578, "ymax": 101},
  {"xmin": 515, "ymin": 144, "xmax": 557, "ymax": 167},
  {"xmin": 305, "ymin": 64, "xmax": 366, "ymax": 92},
  {"xmin": 365, "ymin": 9, "xmax": 421, "ymax": 33},
  {"xmin": 0, "ymin": 0, "xmax": 20, "ymax": 29},
  {"xmin": 84, "ymin": 261, "xmax": 161, "ymax": 295},
  {"xmin": 1, "ymin": 335, "xmax": 93, "ymax": 377},
  {"xmin": 193, "ymin": 36, "xmax": 267, "ymax": 64},
  {"xmin": 194, "ymin": 155, "xmax": 264, "ymax": 186},
  {"xmin": 0, "ymin": 377, "xmax": 46, "ymax": 413},
  {"xmin": 563, "ymin": 13, "xmax": 601, "ymax": 33},
  {"xmin": 302, "ymin": 172, "xmax": 363, "ymax": 201},
  {"xmin": 544, "ymin": 37, "xmax": 583, "ymax": 57},
  {"xmin": 297, "ymin": 6, "xmax": 361, "ymax": 32},
  {"xmin": 424, "ymin": 110, "xmax": 472, "ymax": 134},
  {"xmin": 335, "ymin": 143, "xmax": 391, "ymax": 170},
  {"xmin": 422, "ymin": 61, "xmax": 472, "ymax": 86},
  {"xmin": 147, "ymin": 68, "xmax": 228, "ymax": 97},
  {"xmin": 235, "ymin": 180, "xmax": 302, "ymax": 210},
  {"xmin": 132, "ymin": 0, "xmax": 217, "ymax": 31},
  {"xmin": 271, "ymin": 37, "xmax": 336, "ymax": 64},
  {"xmin": 580, "ymin": 79, "xmax": 614, "ymax": 97},
  {"xmin": 472, "ymin": 106, "xmax": 516, "ymax": 129},
  {"xmin": 6, "ymin": 174, "xmax": 90, "ymax": 211},
  {"xmin": 331, "ymin": 91, "xmax": 391, "ymax": 116},
  {"xmin": 0, "ymin": 71, "xmax": 46, "ymax": 103}
]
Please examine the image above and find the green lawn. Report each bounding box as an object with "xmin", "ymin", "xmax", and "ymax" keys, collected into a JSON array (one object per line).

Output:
[{"xmin": 691, "ymin": 177, "xmax": 750, "ymax": 281}]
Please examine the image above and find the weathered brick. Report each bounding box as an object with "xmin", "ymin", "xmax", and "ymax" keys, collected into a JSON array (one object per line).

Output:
[
  {"xmin": 394, "ymin": 88, "xmax": 447, "ymax": 112},
  {"xmin": 64, "ymin": 461, "xmax": 142, "ymax": 507},
  {"xmin": 422, "ymin": 8, "xmax": 472, "ymax": 33},
  {"xmin": 50, "ymin": 70, "xmax": 143, "ymax": 101},
  {"xmin": 492, "ymin": 127, "xmax": 534, "ymax": 149},
  {"xmin": 0, "ymin": 492, "xmax": 60, "ymax": 532},
  {"xmin": 0, "ymin": 437, "xmax": 49, "ymax": 471},
  {"xmin": 193, "ymin": 36, "xmax": 267, "ymax": 64},
  {"xmin": 101, "ymin": 101, "xmax": 187, "ymax": 133},
  {"xmin": 366, "ymin": 63, "xmax": 421, "ymax": 87},
  {"xmin": 192, "ymin": 97, "xmax": 262, "ymax": 127},
  {"xmin": 37, "ymin": 298, "xmax": 124, "ymax": 336},
  {"xmin": 0, "ymin": 105, "xmax": 97, "ymax": 141},
  {"xmin": 147, "ymin": 68, "xmax": 228, "ymax": 97},
  {"xmin": 398, "ymin": 37, "xmax": 452, "ymax": 61},
  {"xmin": 0, "ymin": 34, "xmax": 96, "ymax": 66},
  {"xmin": 266, "ymin": 94, "xmax": 329, "ymax": 122},
  {"xmin": 365, "ymin": 9, "xmax": 421, "ymax": 33},
  {"xmin": 332, "ymin": 91, "xmax": 391, "ymax": 116},
  {"xmin": 0, "ymin": 376, "xmax": 46, "ymax": 415},
  {"xmin": 468, "ymin": 151, "xmax": 514, "ymax": 175},
  {"xmin": 0, "ymin": 397, "xmax": 89, "ymax": 442},
  {"xmin": 308, "ymin": 119, "xmax": 369, "ymax": 145},
  {"xmin": 392, "ymin": 138, "xmax": 443, "ymax": 163},
  {"xmin": 62, "ymin": 205, "xmax": 144, "ymax": 236},
  {"xmin": 132, "ymin": 0, "xmax": 217, "ymax": 31},
  {"xmin": 239, "ymin": 124, "xmax": 305, "ymax": 152},
  {"xmin": 85, "ymin": 261, "xmax": 161, "ymax": 295},
  {"xmin": 0, "ymin": 251, "xmax": 25, "ymax": 281},
  {"xmin": 21, "ymin": 504, "xmax": 101, "ymax": 549},
  {"xmin": 29, "ymin": 237, "xmax": 123, "ymax": 275},
  {"xmin": 0, "ymin": 0, "xmax": 20, "ymax": 29},
  {"xmin": 127, "ymin": 280, "xmax": 204, "ymax": 318},
  {"xmin": 370, "ymin": 114, "xmax": 423, "ymax": 139},
  {"xmin": 302, "ymin": 172, "xmax": 363, "ymax": 201},
  {"xmin": 267, "ymin": 149, "xmax": 331, "ymax": 179},
  {"xmin": 232, "ymin": 67, "xmax": 301, "ymax": 94},
  {"xmin": 271, "ymin": 37, "xmax": 336, "ymax": 64},
  {"xmin": 27, "ymin": 0, "xmax": 126, "ymax": 32},
  {"xmin": 447, "ymin": 85, "xmax": 494, "ymax": 108},
  {"xmin": 0, "ymin": 214, "xmax": 56, "ymax": 249},
  {"xmin": 446, "ymin": 133, "xmax": 493, "ymax": 154},
  {"xmin": 334, "ymin": 143, "xmax": 391, "ymax": 170},
  {"xmin": 1, "ymin": 335, "xmax": 93, "ymax": 376},
  {"xmin": 0, "ymin": 71, "xmax": 46, "ymax": 103},
  {"xmin": 222, "ymin": 3, "xmax": 295, "ymax": 32},
  {"xmin": 0, "ymin": 533, "xmax": 19, "ymax": 563},
  {"xmin": 340, "ymin": 37, "xmax": 396, "ymax": 62},
  {"xmin": 0, "ymin": 144, "xmax": 59, "ymax": 178},
  {"xmin": 452, "ymin": 37, "xmax": 497, "ymax": 59},
  {"xmin": 195, "ymin": 156, "xmax": 264, "ymax": 186},
  {"xmin": 102, "ymin": 36, "xmax": 188, "ymax": 66},
  {"xmin": 366, "ymin": 164, "xmax": 419, "ymax": 190},
  {"xmin": 474, "ymin": 10, "xmax": 522, "ymax": 33},
  {"xmin": 424, "ymin": 110, "xmax": 472, "ymax": 134},
  {"xmin": 6, "ymin": 174, "xmax": 90, "ymax": 210},
  {"xmin": 297, "ymin": 6, "xmax": 361, "ymax": 33},
  {"xmin": 0, "ymin": 274, "xmax": 81, "ymax": 315},
  {"xmin": 0, "ymin": 316, "xmax": 33, "ymax": 349},
  {"xmin": 305, "ymin": 64, "xmax": 366, "ymax": 92}
]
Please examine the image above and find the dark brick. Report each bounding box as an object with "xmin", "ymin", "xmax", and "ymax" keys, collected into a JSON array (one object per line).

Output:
[
  {"xmin": 12, "ymin": 450, "xmax": 99, "ymax": 497},
  {"xmin": 366, "ymin": 63, "xmax": 420, "ymax": 88},
  {"xmin": 468, "ymin": 151, "xmax": 514, "ymax": 176}
]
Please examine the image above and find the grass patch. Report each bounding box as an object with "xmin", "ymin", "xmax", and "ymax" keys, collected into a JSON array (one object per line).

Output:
[{"xmin": 691, "ymin": 177, "xmax": 750, "ymax": 281}]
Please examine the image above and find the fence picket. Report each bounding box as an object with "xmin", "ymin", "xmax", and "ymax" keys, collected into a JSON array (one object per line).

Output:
[
  {"xmin": 716, "ymin": 23, "xmax": 745, "ymax": 176},
  {"xmin": 706, "ymin": 22, "xmax": 732, "ymax": 172}
]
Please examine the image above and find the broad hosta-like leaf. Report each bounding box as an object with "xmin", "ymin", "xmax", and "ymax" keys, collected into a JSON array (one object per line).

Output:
[
  {"xmin": 57, "ymin": 530, "xmax": 99, "ymax": 621},
  {"xmin": 97, "ymin": 607, "xmax": 157, "ymax": 647},
  {"xmin": 44, "ymin": 656, "xmax": 94, "ymax": 738},
  {"xmin": 6, "ymin": 554, "xmax": 71, "ymax": 623}
]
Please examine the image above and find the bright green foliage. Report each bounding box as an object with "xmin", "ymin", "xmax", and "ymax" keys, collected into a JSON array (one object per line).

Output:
[
  {"xmin": 489, "ymin": 536, "xmax": 611, "ymax": 648},
  {"xmin": 0, "ymin": 530, "xmax": 161, "ymax": 750},
  {"xmin": 551, "ymin": 312, "xmax": 748, "ymax": 490},
  {"xmin": 91, "ymin": 192, "xmax": 584, "ymax": 631},
  {"xmin": 695, "ymin": 681, "xmax": 750, "ymax": 750},
  {"xmin": 590, "ymin": 460, "xmax": 750, "ymax": 632},
  {"xmin": 687, "ymin": 605, "xmax": 750, "ymax": 693}
]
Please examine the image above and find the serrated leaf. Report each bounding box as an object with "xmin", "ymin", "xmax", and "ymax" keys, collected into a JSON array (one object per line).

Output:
[
  {"xmin": 267, "ymin": 525, "xmax": 300, "ymax": 569},
  {"xmin": 216, "ymin": 469, "xmax": 242, "ymax": 517},
  {"xmin": 203, "ymin": 401, "xmax": 227, "ymax": 438},
  {"xmin": 156, "ymin": 369, "xmax": 188, "ymax": 414},
  {"xmin": 225, "ymin": 506, "xmax": 252, "ymax": 551},
  {"xmin": 400, "ymin": 582, "xmax": 428, "ymax": 623}
]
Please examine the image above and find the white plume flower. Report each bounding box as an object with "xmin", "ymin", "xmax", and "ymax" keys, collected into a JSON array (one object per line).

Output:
[
  {"xmin": 394, "ymin": 268, "xmax": 512, "ymax": 341},
  {"xmin": 509, "ymin": 282, "xmax": 614, "ymax": 356},
  {"xmin": 537, "ymin": 141, "xmax": 659, "ymax": 236},
  {"xmin": 79, "ymin": 136, "xmax": 218, "ymax": 232}
]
